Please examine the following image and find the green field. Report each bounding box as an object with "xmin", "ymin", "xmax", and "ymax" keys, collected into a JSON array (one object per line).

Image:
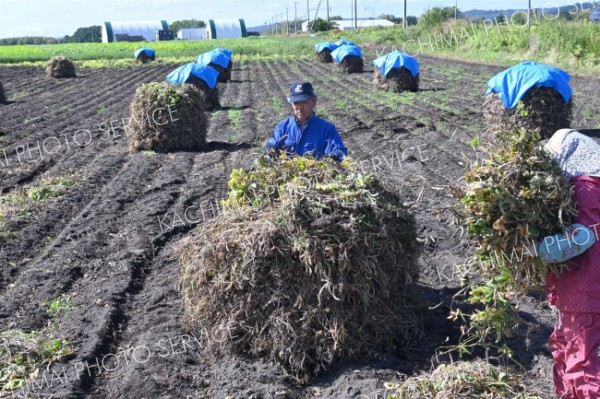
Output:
[{"xmin": 0, "ymin": 36, "xmax": 322, "ymax": 66}]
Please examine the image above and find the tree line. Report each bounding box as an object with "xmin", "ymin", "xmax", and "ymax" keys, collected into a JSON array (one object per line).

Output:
[
  {"xmin": 0, "ymin": 19, "xmax": 205, "ymax": 46},
  {"xmin": 0, "ymin": 25, "xmax": 101, "ymax": 45}
]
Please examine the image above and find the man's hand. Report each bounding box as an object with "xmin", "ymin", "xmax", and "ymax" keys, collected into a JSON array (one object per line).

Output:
[{"xmin": 257, "ymin": 149, "xmax": 279, "ymax": 166}]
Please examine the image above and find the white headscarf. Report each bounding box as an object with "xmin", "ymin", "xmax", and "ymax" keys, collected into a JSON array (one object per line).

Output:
[{"xmin": 544, "ymin": 129, "xmax": 600, "ymax": 178}]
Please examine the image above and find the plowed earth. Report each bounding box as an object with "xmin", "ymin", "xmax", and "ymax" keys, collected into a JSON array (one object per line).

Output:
[{"xmin": 1, "ymin": 56, "xmax": 599, "ymax": 399}]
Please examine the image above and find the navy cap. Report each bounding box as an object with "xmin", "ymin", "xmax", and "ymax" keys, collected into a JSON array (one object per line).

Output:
[{"xmin": 288, "ymin": 81, "xmax": 315, "ymax": 103}]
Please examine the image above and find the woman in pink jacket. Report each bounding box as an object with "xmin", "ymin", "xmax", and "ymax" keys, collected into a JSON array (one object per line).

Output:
[{"xmin": 536, "ymin": 129, "xmax": 600, "ymax": 398}]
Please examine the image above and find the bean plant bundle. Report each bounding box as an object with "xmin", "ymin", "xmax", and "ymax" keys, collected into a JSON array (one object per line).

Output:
[
  {"xmin": 178, "ymin": 154, "xmax": 422, "ymax": 381},
  {"xmin": 458, "ymin": 129, "xmax": 576, "ymax": 344}
]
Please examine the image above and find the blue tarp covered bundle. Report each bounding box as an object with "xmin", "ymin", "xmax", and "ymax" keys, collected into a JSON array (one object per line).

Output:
[
  {"xmin": 315, "ymin": 41, "xmax": 339, "ymax": 53},
  {"xmin": 486, "ymin": 61, "xmax": 572, "ymax": 109},
  {"xmin": 196, "ymin": 48, "xmax": 233, "ymax": 69},
  {"xmin": 335, "ymin": 39, "xmax": 355, "ymax": 46},
  {"xmin": 331, "ymin": 45, "xmax": 362, "ymax": 63},
  {"xmin": 134, "ymin": 47, "xmax": 155, "ymax": 58},
  {"xmin": 373, "ymin": 51, "xmax": 419, "ymax": 77},
  {"xmin": 166, "ymin": 63, "xmax": 219, "ymax": 89},
  {"xmin": 212, "ymin": 47, "xmax": 233, "ymax": 57}
]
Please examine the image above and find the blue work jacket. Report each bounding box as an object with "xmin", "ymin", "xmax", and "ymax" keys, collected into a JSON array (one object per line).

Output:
[{"xmin": 264, "ymin": 114, "xmax": 348, "ymax": 160}]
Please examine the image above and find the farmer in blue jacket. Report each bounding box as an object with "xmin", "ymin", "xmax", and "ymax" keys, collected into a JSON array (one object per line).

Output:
[{"xmin": 264, "ymin": 81, "xmax": 348, "ymax": 161}]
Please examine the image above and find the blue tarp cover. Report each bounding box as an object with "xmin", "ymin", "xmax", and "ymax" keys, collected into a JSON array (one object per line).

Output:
[
  {"xmin": 335, "ymin": 39, "xmax": 355, "ymax": 46},
  {"xmin": 331, "ymin": 45, "xmax": 362, "ymax": 63},
  {"xmin": 486, "ymin": 61, "xmax": 572, "ymax": 109},
  {"xmin": 211, "ymin": 48, "xmax": 233, "ymax": 57},
  {"xmin": 373, "ymin": 51, "xmax": 419, "ymax": 77},
  {"xmin": 134, "ymin": 47, "xmax": 155, "ymax": 58},
  {"xmin": 315, "ymin": 41, "xmax": 339, "ymax": 53},
  {"xmin": 166, "ymin": 63, "xmax": 219, "ymax": 89},
  {"xmin": 195, "ymin": 48, "xmax": 233, "ymax": 69}
]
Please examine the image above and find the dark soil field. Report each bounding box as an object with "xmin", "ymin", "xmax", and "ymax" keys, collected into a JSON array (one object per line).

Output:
[{"xmin": 1, "ymin": 55, "xmax": 600, "ymax": 398}]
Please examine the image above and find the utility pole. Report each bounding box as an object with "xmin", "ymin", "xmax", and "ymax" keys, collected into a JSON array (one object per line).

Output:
[
  {"xmin": 294, "ymin": 2, "xmax": 298, "ymax": 33},
  {"xmin": 326, "ymin": 0, "xmax": 330, "ymax": 21},
  {"xmin": 307, "ymin": 0, "xmax": 310, "ymax": 27},
  {"xmin": 286, "ymin": 7, "xmax": 290, "ymax": 35},
  {"xmin": 528, "ymin": 0, "xmax": 531, "ymax": 32},
  {"xmin": 309, "ymin": 0, "xmax": 322, "ymax": 33},
  {"xmin": 354, "ymin": 0, "xmax": 357, "ymax": 30},
  {"xmin": 404, "ymin": 0, "xmax": 407, "ymax": 28},
  {"xmin": 455, "ymin": 0, "xmax": 458, "ymax": 21}
]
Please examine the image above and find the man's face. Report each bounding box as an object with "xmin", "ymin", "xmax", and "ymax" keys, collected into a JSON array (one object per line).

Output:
[{"xmin": 291, "ymin": 97, "xmax": 316, "ymax": 124}]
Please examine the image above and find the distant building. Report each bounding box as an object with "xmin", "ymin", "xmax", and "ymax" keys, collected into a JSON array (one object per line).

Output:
[
  {"xmin": 206, "ymin": 19, "xmax": 248, "ymax": 39},
  {"xmin": 156, "ymin": 29, "xmax": 175, "ymax": 41},
  {"xmin": 302, "ymin": 18, "xmax": 395, "ymax": 32},
  {"xmin": 102, "ymin": 20, "xmax": 168, "ymax": 43},
  {"xmin": 177, "ymin": 28, "xmax": 207, "ymax": 40}
]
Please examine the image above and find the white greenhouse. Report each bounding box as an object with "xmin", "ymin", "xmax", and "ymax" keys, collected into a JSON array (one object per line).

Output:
[
  {"xmin": 207, "ymin": 19, "xmax": 248, "ymax": 39},
  {"xmin": 102, "ymin": 20, "xmax": 169, "ymax": 43},
  {"xmin": 177, "ymin": 28, "xmax": 207, "ymax": 40}
]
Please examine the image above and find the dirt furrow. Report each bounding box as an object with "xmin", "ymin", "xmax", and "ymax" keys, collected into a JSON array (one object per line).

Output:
[
  {"xmin": 0, "ymin": 153, "xmax": 159, "ymax": 319},
  {"xmin": 4, "ymin": 151, "xmax": 205, "ymax": 397},
  {"xmin": 0, "ymin": 66, "xmax": 178, "ymax": 198},
  {"xmin": 298, "ymin": 62, "xmax": 445, "ymax": 150},
  {"xmin": 281, "ymin": 60, "xmax": 371, "ymax": 131},
  {"xmin": 306, "ymin": 59, "xmax": 482, "ymax": 146},
  {"xmin": 86, "ymin": 146, "xmax": 259, "ymax": 398},
  {"xmin": 0, "ymin": 154, "xmax": 127, "ymax": 291},
  {"xmin": 2, "ymin": 66, "xmax": 170, "ymax": 145},
  {"xmin": 245, "ymin": 60, "xmax": 293, "ymax": 143},
  {"xmin": 37, "ymin": 67, "xmax": 167, "ymax": 129},
  {"xmin": 0, "ymin": 66, "xmax": 51, "ymax": 92},
  {"xmin": 225, "ymin": 61, "xmax": 260, "ymax": 144},
  {"xmin": 204, "ymin": 72, "xmax": 240, "ymax": 144}
]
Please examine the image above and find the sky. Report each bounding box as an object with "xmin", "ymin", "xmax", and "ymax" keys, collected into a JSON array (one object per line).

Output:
[{"xmin": 0, "ymin": 0, "xmax": 592, "ymax": 39}]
